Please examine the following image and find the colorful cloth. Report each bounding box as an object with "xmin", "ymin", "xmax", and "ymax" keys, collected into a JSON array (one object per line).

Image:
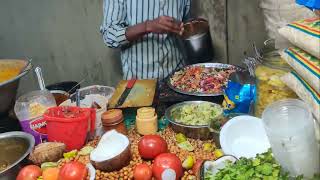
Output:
[
  {"xmin": 279, "ymin": 18, "xmax": 320, "ymax": 59},
  {"xmin": 281, "ymin": 47, "xmax": 320, "ymax": 93},
  {"xmin": 281, "ymin": 71, "xmax": 320, "ymax": 121}
]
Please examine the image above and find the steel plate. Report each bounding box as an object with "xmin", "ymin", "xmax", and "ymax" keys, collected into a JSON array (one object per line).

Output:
[{"xmin": 167, "ymin": 63, "xmax": 243, "ymax": 96}]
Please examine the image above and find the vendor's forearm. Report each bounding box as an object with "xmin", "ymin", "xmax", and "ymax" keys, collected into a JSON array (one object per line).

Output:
[{"xmin": 125, "ymin": 22, "xmax": 149, "ymax": 42}]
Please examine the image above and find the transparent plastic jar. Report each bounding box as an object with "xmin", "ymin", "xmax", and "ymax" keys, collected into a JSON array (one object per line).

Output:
[
  {"xmin": 254, "ymin": 51, "xmax": 297, "ymax": 117},
  {"xmin": 262, "ymin": 99, "xmax": 320, "ymax": 178}
]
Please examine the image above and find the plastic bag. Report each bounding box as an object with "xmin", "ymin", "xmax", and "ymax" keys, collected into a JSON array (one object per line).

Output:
[{"xmin": 223, "ymin": 81, "xmax": 256, "ymax": 114}]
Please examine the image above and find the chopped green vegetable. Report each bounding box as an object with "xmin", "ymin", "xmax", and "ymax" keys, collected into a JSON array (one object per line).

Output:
[
  {"xmin": 204, "ymin": 149, "xmax": 303, "ymax": 180},
  {"xmin": 40, "ymin": 162, "xmax": 58, "ymax": 171},
  {"xmin": 177, "ymin": 141, "xmax": 194, "ymax": 152},
  {"xmin": 172, "ymin": 102, "xmax": 222, "ymax": 125},
  {"xmin": 78, "ymin": 146, "xmax": 94, "ymax": 156},
  {"xmin": 63, "ymin": 149, "xmax": 77, "ymax": 159}
]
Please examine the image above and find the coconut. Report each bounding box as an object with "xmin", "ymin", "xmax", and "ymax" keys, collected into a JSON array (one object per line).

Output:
[
  {"xmin": 29, "ymin": 142, "xmax": 66, "ymax": 165},
  {"xmin": 90, "ymin": 130, "xmax": 131, "ymax": 172}
]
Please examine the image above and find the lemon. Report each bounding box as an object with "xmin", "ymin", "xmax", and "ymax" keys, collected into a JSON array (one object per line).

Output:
[
  {"xmin": 175, "ymin": 133, "xmax": 187, "ymax": 143},
  {"xmin": 214, "ymin": 149, "xmax": 224, "ymax": 158},
  {"xmin": 177, "ymin": 141, "xmax": 194, "ymax": 152},
  {"xmin": 78, "ymin": 146, "xmax": 94, "ymax": 156},
  {"xmin": 203, "ymin": 143, "xmax": 214, "ymax": 152},
  {"xmin": 182, "ymin": 156, "xmax": 195, "ymax": 169}
]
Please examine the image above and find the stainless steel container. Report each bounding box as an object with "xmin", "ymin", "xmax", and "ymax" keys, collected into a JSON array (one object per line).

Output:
[
  {"xmin": 165, "ymin": 101, "xmax": 223, "ymax": 141},
  {"xmin": 180, "ymin": 18, "xmax": 214, "ymax": 64},
  {"xmin": 0, "ymin": 131, "xmax": 35, "ymax": 180},
  {"xmin": 0, "ymin": 59, "xmax": 31, "ymax": 115}
]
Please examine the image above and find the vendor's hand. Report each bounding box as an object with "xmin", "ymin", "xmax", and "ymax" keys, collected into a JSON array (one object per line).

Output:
[{"xmin": 146, "ymin": 16, "xmax": 182, "ymax": 34}]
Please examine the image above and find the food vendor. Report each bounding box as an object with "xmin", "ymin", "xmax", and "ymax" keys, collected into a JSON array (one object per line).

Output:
[
  {"xmin": 296, "ymin": 0, "xmax": 320, "ymax": 16},
  {"xmin": 100, "ymin": 0, "xmax": 191, "ymax": 80}
]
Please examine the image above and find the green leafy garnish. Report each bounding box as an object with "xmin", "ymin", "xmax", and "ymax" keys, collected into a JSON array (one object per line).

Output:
[{"xmin": 204, "ymin": 149, "xmax": 305, "ymax": 180}]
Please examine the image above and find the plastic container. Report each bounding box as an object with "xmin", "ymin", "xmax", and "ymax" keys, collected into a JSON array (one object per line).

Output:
[
  {"xmin": 262, "ymin": 99, "xmax": 320, "ymax": 178},
  {"xmin": 60, "ymin": 94, "xmax": 108, "ymax": 136},
  {"xmin": 14, "ymin": 90, "xmax": 56, "ymax": 145},
  {"xmin": 101, "ymin": 109, "xmax": 127, "ymax": 135},
  {"xmin": 66, "ymin": 85, "xmax": 115, "ymax": 136},
  {"xmin": 136, "ymin": 107, "xmax": 158, "ymax": 135},
  {"xmin": 44, "ymin": 106, "xmax": 96, "ymax": 151},
  {"xmin": 254, "ymin": 51, "xmax": 297, "ymax": 117}
]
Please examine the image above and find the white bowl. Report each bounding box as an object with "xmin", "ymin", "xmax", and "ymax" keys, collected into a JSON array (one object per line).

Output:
[{"xmin": 220, "ymin": 115, "xmax": 270, "ymax": 158}]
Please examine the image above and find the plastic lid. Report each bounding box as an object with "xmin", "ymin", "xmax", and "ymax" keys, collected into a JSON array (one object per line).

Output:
[
  {"xmin": 101, "ymin": 109, "xmax": 123, "ymax": 124},
  {"xmin": 262, "ymin": 99, "xmax": 313, "ymax": 136},
  {"xmin": 14, "ymin": 90, "xmax": 56, "ymax": 120}
]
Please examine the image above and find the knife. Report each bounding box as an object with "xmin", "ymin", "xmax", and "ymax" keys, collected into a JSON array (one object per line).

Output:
[{"xmin": 115, "ymin": 79, "xmax": 137, "ymax": 107}]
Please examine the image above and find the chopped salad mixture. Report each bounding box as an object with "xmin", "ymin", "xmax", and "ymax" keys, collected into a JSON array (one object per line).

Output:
[
  {"xmin": 170, "ymin": 65, "xmax": 236, "ymax": 94},
  {"xmin": 172, "ymin": 102, "xmax": 222, "ymax": 126}
]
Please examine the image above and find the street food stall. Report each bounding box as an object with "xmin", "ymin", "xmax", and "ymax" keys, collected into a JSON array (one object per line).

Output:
[{"xmin": 0, "ymin": 6, "xmax": 319, "ymax": 180}]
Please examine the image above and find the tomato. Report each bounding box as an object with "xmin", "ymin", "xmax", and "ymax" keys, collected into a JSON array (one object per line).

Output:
[
  {"xmin": 192, "ymin": 159, "xmax": 204, "ymax": 177},
  {"xmin": 43, "ymin": 167, "xmax": 59, "ymax": 180},
  {"xmin": 17, "ymin": 165, "xmax": 42, "ymax": 180},
  {"xmin": 133, "ymin": 163, "xmax": 152, "ymax": 180},
  {"xmin": 152, "ymin": 153, "xmax": 183, "ymax": 180},
  {"xmin": 138, "ymin": 135, "xmax": 168, "ymax": 159},
  {"xmin": 58, "ymin": 161, "xmax": 88, "ymax": 180}
]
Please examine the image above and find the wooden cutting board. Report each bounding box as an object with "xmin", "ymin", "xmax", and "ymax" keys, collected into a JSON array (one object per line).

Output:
[{"xmin": 109, "ymin": 79, "xmax": 157, "ymax": 108}]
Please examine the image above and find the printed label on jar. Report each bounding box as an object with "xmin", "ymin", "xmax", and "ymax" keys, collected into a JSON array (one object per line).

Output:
[{"xmin": 20, "ymin": 116, "xmax": 48, "ymax": 145}]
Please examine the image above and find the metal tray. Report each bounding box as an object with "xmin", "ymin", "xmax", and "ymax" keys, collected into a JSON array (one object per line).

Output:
[{"xmin": 167, "ymin": 63, "xmax": 243, "ymax": 96}]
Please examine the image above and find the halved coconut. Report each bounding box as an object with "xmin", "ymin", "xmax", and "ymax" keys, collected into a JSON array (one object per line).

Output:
[{"xmin": 90, "ymin": 130, "xmax": 131, "ymax": 172}]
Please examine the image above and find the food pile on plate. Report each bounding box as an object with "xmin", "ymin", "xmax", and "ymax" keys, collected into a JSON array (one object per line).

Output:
[{"xmin": 170, "ymin": 65, "xmax": 236, "ymax": 94}]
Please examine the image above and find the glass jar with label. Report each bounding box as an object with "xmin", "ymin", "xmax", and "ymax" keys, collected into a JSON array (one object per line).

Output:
[{"xmin": 254, "ymin": 51, "xmax": 297, "ymax": 117}]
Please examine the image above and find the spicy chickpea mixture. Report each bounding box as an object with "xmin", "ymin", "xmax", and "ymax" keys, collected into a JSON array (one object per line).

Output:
[{"xmin": 57, "ymin": 127, "xmax": 218, "ymax": 180}]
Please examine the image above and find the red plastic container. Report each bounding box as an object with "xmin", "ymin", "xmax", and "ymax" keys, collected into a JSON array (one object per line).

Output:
[{"xmin": 44, "ymin": 106, "xmax": 96, "ymax": 151}]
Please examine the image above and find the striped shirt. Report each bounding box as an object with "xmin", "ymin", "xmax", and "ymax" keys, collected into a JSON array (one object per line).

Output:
[{"xmin": 101, "ymin": 0, "xmax": 191, "ymax": 80}]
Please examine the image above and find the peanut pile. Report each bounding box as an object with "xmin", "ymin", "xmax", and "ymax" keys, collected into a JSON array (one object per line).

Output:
[{"xmin": 58, "ymin": 127, "xmax": 218, "ymax": 180}]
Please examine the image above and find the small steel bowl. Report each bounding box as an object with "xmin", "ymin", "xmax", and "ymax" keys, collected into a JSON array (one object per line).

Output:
[
  {"xmin": 165, "ymin": 101, "xmax": 223, "ymax": 140},
  {"xmin": 0, "ymin": 131, "xmax": 35, "ymax": 180}
]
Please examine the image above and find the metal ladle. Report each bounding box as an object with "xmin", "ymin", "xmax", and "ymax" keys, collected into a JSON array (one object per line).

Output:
[
  {"xmin": 34, "ymin": 67, "xmax": 70, "ymax": 105},
  {"xmin": 34, "ymin": 67, "xmax": 46, "ymax": 90}
]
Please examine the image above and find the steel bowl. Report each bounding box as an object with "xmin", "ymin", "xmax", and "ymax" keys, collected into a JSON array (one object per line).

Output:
[
  {"xmin": 0, "ymin": 59, "xmax": 32, "ymax": 115},
  {"xmin": 0, "ymin": 131, "xmax": 35, "ymax": 180},
  {"xmin": 165, "ymin": 101, "xmax": 223, "ymax": 140}
]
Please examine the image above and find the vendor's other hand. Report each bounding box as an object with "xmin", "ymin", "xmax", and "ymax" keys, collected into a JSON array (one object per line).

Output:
[{"xmin": 146, "ymin": 16, "xmax": 182, "ymax": 34}]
